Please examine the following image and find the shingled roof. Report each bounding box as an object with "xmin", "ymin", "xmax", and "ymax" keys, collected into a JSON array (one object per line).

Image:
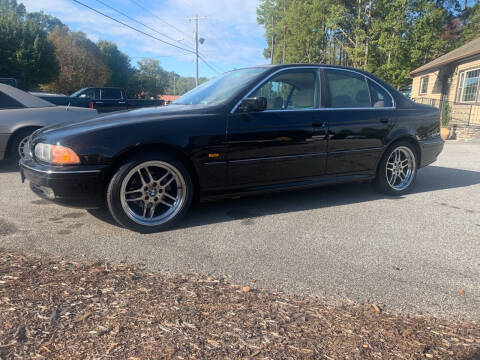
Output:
[{"xmin": 410, "ymin": 37, "xmax": 480, "ymax": 76}]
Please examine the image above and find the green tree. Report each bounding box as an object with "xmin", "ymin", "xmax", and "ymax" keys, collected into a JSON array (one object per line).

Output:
[
  {"xmin": 459, "ymin": 1, "xmax": 480, "ymax": 43},
  {"xmin": 134, "ymin": 58, "xmax": 170, "ymax": 98},
  {"xmin": 0, "ymin": 0, "xmax": 58, "ymax": 89},
  {"xmin": 43, "ymin": 26, "xmax": 109, "ymax": 94},
  {"xmin": 97, "ymin": 40, "xmax": 136, "ymax": 92}
]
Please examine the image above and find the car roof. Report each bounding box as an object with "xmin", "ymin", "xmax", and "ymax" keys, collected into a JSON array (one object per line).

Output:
[{"xmin": 0, "ymin": 83, "xmax": 55, "ymax": 108}]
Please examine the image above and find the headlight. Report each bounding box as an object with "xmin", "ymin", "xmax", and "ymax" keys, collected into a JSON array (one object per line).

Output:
[{"xmin": 34, "ymin": 143, "xmax": 80, "ymax": 165}]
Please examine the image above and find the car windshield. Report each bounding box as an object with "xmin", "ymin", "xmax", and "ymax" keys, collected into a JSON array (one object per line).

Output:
[
  {"xmin": 70, "ymin": 88, "xmax": 87, "ymax": 97},
  {"xmin": 173, "ymin": 68, "xmax": 267, "ymax": 106}
]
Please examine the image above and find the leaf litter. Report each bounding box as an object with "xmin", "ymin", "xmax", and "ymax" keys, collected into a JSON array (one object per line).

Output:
[{"xmin": 0, "ymin": 248, "xmax": 478, "ymax": 359}]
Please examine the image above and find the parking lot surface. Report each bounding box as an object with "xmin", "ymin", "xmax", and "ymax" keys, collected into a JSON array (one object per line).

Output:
[{"xmin": 1, "ymin": 141, "xmax": 479, "ymax": 319}]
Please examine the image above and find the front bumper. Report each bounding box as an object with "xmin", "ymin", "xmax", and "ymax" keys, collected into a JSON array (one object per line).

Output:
[
  {"xmin": 419, "ymin": 138, "xmax": 444, "ymax": 168},
  {"xmin": 20, "ymin": 158, "xmax": 109, "ymax": 208}
]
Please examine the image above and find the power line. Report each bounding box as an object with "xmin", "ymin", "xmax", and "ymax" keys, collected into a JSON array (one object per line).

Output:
[
  {"xmin": 198, "ymin": 55, "xmax": 221, "ymax": 75},
  {"xmin": 70, "ymin": 0, "xmax": 195, "ymax": 54},
  {"xmin": 129, "ymin": 0, "xmax": 223, "ymax": 75},
  {"xmin": 93, "ymin": 0, "xmax": 196, "ymax": 51},
  {"xmin": 128, "ymin": 0, "xmax": 195, "ymax": 46}
]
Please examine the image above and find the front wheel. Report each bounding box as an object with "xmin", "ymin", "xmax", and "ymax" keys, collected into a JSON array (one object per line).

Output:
[
  {"xmin": 374, "ymin": 142, "xmax": 417, "ymax": 195},
  {"xmin": 107, "ymin": 153, "xmax": 193, "ymax": 232}
]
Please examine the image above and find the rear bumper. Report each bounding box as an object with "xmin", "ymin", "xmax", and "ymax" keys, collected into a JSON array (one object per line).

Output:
[
  {"xmin": 19, "ymin": 158, "xmax": 108, "ymax": 208},
  {"xmin": 419, "ymin": 138, "xmax": 444, "ymax": 167}
]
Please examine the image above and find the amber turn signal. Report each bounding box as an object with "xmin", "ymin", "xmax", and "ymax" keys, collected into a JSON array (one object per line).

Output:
[
  {"xmin": 35, "ymin": 143, "xmax": 80, "ymax": 165},
  {"xmin": 51, "ymin": 145, "xmax": 80, "ymax": 164}
]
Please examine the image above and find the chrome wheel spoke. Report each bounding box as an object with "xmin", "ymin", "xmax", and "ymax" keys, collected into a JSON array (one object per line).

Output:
[
  {"xmin": 159, "ymin": 199, "xmax": 173, "ymax": 208},
  {"xmin": 126, "ymin": 195, "xmax": 143, "ymax": 202},
  {"xmin": 163, "ymin": 175, "xmax": 175, "ymax": 188},
  {"xmin": 149, "ymin": 204, "xmax": 156, "ymax": 218},
  {"xmin": 145, "ymin": 167, "xmax": 155, "ymax": 183},
  {"xmin": 163, "ymin": 192, "xmax": 176, "ymax": 202}
]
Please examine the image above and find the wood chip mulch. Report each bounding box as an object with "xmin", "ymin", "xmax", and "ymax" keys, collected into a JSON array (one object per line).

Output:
[{"xmin": 0, "ymin": 248, "xmax": 479, "ymax": 359}]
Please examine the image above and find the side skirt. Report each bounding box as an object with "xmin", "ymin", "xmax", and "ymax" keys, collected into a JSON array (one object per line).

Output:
[{"xmin": 200, "ymin": 173, "xmax": 375, "ymax": 202}]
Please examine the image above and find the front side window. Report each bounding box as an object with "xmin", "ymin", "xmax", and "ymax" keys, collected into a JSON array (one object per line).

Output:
[
  {"xmin": 420, "ymin": 76, "xmax": 429, "ymax": 95},
  {"xmin": 251, "ymin": 70, "xmax": 318, "ymax": 110},
  {"xmin": 101, "ymin": 88, "xmax": 122, "ymax": 100},
  {"xmin": 456, "ymin": 69, "xmax": 479, "ymax": 103},
  {"xmin": 326, "ymin": 69, "xmax": 370, "ymax": 108},
  {"xmin": 0, "ymin": 91, "xmax": 24, "ymax": 110},
  {"xmin": 81, "ymin": 88, "xmax": 100, "ymax": 100}
]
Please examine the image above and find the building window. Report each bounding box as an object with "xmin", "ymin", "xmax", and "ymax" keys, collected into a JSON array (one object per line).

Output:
[
  {"xmin": 419, "ymin": 76, "xmax": 429, "ymax": 95},
  {"xmin": 456, "ymin": 68, "xmax": 480, "ymax": 103}
]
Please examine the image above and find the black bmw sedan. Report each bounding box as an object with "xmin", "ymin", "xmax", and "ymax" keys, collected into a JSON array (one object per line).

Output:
[{"xmin": 20, "ymin": 64, "xmax": 444, "ymax": 232}]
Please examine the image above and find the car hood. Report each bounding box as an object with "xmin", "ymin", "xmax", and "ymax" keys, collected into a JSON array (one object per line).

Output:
[{"xmin": 36, "ymin": 104, "xmax": 218, "ymax": 137}]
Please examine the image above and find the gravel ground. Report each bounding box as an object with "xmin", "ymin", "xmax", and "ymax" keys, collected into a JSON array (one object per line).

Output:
[
  {"xmin": 0, "ymin": 141, "xmax": 479, "ymax": 320},
  {"xmin": 1, "ymin": 248, "xmax": 479, "ymax": 359}
]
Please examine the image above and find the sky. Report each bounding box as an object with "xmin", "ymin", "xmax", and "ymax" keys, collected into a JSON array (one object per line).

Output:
[{"xmin": 20, "ymin": 0, "xmax": 269, "ymax": 78}]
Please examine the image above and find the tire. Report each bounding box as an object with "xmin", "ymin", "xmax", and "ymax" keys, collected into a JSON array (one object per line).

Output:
[
  {"xmin": 8, "ymin": 128, "xmax": 36, "ymax": 164},
  {"xmin": 374, "ymin": 141, "xmax": 418, "ymax": 195},
  {"xmin": 106, "ymin": 153, "xmax": 193, "ymax": 232}
]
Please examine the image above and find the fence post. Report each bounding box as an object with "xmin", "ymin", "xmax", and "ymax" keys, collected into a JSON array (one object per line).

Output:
[{"xmin": 468, "ymin": 104, "xmax": 472, "ymax": 127}]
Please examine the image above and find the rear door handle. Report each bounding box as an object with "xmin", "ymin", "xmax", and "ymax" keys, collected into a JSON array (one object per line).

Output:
[
  {"xmin": 380, "ymin": 118, "xmax": 389, "ymax": 123},
  {"xmin": 95, "ymin": 101, "xmax": 103, "ymax": 104},
  {"xmin": 313, "ymin": 121, "xmax": 327, "ymax": 128}
]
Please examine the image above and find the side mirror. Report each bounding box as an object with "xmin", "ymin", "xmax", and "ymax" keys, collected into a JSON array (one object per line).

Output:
[{"xmin": 238, "ymin": 97, "xmax": 267, "ymax": 113}]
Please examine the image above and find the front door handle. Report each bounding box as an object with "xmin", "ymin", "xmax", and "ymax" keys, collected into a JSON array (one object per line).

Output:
[
  {"xmin": 380, "ymin": 118, "xmax": 389, "ymax": 124},
  {"xmin": 313, "ymin": 121, "xmax": 327, "ymax": 128},
  {"xmin": 95, "ymin": 101, "xmax": 103, "ymax": 104}
]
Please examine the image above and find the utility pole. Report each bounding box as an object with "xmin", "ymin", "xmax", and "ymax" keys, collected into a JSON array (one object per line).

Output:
[
  {"xmin": 173, "ymin": 75, "xmax": 176, "ymax": 96},
  {"xmin": 188, "ymin": 15, "xmax": 207, "ymax": 87}
]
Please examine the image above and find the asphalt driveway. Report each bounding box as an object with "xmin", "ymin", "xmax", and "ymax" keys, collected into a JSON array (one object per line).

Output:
[{"xmin": 1, "ymin": 141, "xmax": 479, "ymax": 319}]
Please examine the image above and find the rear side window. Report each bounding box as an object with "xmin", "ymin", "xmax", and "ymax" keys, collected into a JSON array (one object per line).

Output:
[
  {"xmin": 326, "ymin": 69, "xmax": 370, "ymax": 108},
  {"xmin": 101, "ymin": 88, "xmax": 122, "ymax": 100},
  {"xmin": 0, "ymin": 91, "xmax": 24, "ymax": 109},
  {"xmin": 368, "ymin": 79, "xmax": 393, "ymax": 107}
]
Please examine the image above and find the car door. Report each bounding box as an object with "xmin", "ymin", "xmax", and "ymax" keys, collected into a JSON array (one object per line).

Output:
[
  {"xmin": 227, "ymin": 68, "xmax": 328, "ymax": 186},
  {"xmin": 322, "ymin": 68, "xmax": 395, "ymax": 174},
  {"xmin": 98, "ymin": 88, "xmax": 126, "ymax": 112},
  {"xmin": 78, "ymin": 88, "xmax": 100, "ymax": 109}
]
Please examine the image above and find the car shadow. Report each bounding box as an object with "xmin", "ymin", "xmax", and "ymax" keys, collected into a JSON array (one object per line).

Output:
[
  {"xmin": 0, "ymin": 161, "xmax": 18, "ymax": 173},
  {"xmin": 87, "ymin": 165, "xmax": 480, "ymax": 231}
]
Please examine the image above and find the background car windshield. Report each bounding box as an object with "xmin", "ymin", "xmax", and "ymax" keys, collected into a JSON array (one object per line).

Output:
[{"xmin": 173, "ymin": 68, "xmax": 266, "ymax": 105}]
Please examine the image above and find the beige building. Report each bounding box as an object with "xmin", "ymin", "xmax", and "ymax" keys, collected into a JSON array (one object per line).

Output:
[{"xmin": 410, "ymin": 37, "xmax": 480, "ymax": 126}]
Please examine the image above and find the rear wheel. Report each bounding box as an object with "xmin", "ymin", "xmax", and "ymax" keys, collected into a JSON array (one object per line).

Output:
[
  {"xmin": 374, "ymin": 141, "xmax": 417, "ymax": 195},
  {"xmin": 107, "ymin": 153, "xmax": 193, "ymax": 232}
]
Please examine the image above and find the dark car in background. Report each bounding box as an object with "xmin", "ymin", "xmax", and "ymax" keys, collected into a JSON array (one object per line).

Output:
[
  {"xmin": 20, "ymin": 64, "xmax": 444, "ymax": 232},
  {"xmin": 38, "ymin": 87, "xmax": 164, "ymax": 113},
  {"xmin": 0, "ymin": 78, "xmax": 18, "ymax": 88}
]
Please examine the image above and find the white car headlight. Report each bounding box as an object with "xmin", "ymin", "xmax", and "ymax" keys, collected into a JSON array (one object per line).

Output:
[{"xmin": 34, "ymin": 143, "xmax": 80, "ymax": 165}]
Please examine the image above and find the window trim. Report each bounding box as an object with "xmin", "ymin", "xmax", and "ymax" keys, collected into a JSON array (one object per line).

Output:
[
  {"xmin": 419, "ymin": 76, "xmax": 429, "ymax": 95},
  {"xmin": 455, "ymin": 67, "xmax": 480, "ymax": 104},
  {"xmin": 230, "ymin": 66, "xmax": 395, "ymax": 114}
]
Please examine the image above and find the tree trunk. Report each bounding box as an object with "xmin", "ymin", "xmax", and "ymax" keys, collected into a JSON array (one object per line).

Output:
[{"xmin": 270, "ymin": 14, "xmax": 275, "ymax": 64}]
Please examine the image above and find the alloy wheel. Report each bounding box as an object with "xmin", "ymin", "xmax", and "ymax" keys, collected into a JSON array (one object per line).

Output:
[
  {"xmin": 385, "ymin": 146, "xmax": 416, "ymax": 191},
  {"xmin": 120, "ymin": 161, "xmax": 187, "ymax": 226},
  {"xmin": 17, "ymin": 136, "xmax": 30, "ymax": 159}
]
